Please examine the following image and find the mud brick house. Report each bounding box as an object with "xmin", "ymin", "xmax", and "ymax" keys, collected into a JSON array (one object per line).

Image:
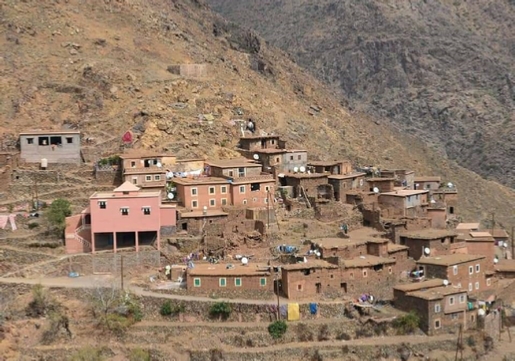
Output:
[
  {"xmin": 237, "ymin": 134, "xmax": 308, "ymax": 176},
  {"xmin": 19, "ymin": 131, "xmax": 81, "ymax": 164},
  {"xmin": 366, "ymin": 178, "xmax": 395, "ymax": 193},
  {"xmin": 426, "ymin": 206, "xmax": 448, "ymax": 229},
  {"xmin": 119, "ymin": 151, "xmax": 171, "ymax": 193},
  {"xmin": 379, "ymin": 169, "xmax": 415, "ymax": 189},
  {"xmin": 414, "ymin": 176, "xmax": 442, "ymax": 191},
  {"xmin": 341, "ymin": 255, "xmax": 398, "ymax": 299},
  {"xmin": 387, "ymin": 243, "xmax": 409, "ymax": 261},
  {"xmin": 280, "ymin": 172, "xmax": 329, "ymax": 200},
  {"xmin": 328, "ymin": 172, "xmax": 367, "ymax": 201},
  {"xmin": 307, "ymin": 160, "xmax": 352, "ymax": 175},
  {"xmin": 455, "ymin": 223, "xmax": 480, "ymax": 233},
  {"xmin": 65, "ymin": 181, "xmax": 176, "ymax": 254},
  {"xmin": 281, "ymin": 260, "xmax": 340, "ymax": 299},
  {"xmin": 0, "ymin": 151, "xmax": 19, "ymax": 191},
  {"xmin": 186, "ymin": 263, "xmax": 274, "ymax": 292},
  {"xmin": 490, "ymin": 228, "xmax": 510, "ymax": 245},
  {"xmin": 174, "ymin": 177, "xmax": 231, "ymax": 210},
  {"xmin": 399, "ymin": 229, "xmax": 464, "ymax": 260},
  {"xmin": 416, "ymin": 255, "xmax": 490, "ymax": 294},
  {"xmin": 378, "ymin": 189, "xmax": 429, "ymax": 218},
  {"xmin": 393, "ymin": 280, "xmax": 476, "ymax": 335},
  {"xmin": 313, "ymin": 238, "xmax": 368, "ymax": 259},
  {"xmin": 462, "ymin": 232, "xmax": 495, "ymax": 271},
  {"xmin": 494, "ymin": 260, "xmax": 515, "ymax": 279},
  {"xmin": 432, "ymin": 186, "xmax": 458, "ymax": 216},
  {"xmin": 176, "ymin": 209, "xmax": 229, "ymax": 234}
]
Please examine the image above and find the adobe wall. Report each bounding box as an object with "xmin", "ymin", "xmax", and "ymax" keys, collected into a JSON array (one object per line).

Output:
[
  {"xmin": 186, "ymin": 274, "xmax": 274, "ymax": 293},
  {"xmin": 94, "ymin": 168, "xmax": 122, "ymax": 185},
  {"xmin": 167, "ymin": 64, "xmax": 208, "ymax": 78},
  {"xmin": 282, "ymin": 268, "xmax": 341, "ymax": 299},
  {"xmin": 342, "ymin": 266, "xmax": 399, "ymax": 300},
  {"xmin": 314, "ymin": 201, "xmax": 363, "ymax": 225},
  {"xmin": 466, "ymin": 241, "xmax": 495, "ymax": 272},
  {"xmin": 11, "ymin": 169, "xmax": 61, "ymax": 183}
]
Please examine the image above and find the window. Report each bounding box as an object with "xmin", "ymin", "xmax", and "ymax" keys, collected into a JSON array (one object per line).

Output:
[
  {"xmin": 98, "ymin": 201, "xmax": 106, "ymax": 209},
  {"xmin": 120, "ymin": 207, "xmax": 129, "ymax": 216},
  {"xmin": 435, "ymin": 304, "xmax": 441, "ymax": 313},
  {"xmin": 191, "ymin": 200, "xmax": 198, "ymax": 208},
  {"xmin": 449, "ymin": 297, "xmax": 455, "ymax": 305},
  {"xmin": 209, "ymin": 186, "xmax": 215, "ymax": 195},
  {"xmin": 27, "ymin": 138, "xmax": 34, "ymax": 144},
  {"xmin": 388, "ymin": 267, "xmax": 393, "ymax": 274},
  {"xmin": 265, "ymin": 186, "xmax": 270, "ymax": 192},
  {"xmin": 290, "ymin": 156, "xmax": 293, "ymax": 161},
  {"xmin": 250, "ymin": 183, "xmax": 260, "ymax": 191},
  {"xmin": 297, "ymin": 284, "xmax": 303, "ymax": 291},
  {"xmin": 145, "ymin": 175, "xmax": 152, "ymax": 181},
  {"xmin": 38, "ymin": 137, "xmax": 49, "ymax": 146},
  {"xmin": 50, "ymin": 136, "xmax": 62, "ymax": 145},
  {"xmin": 252, "ymin": 197, "xmax": 257, "ymax": 202},
  {"xmin": 350, "ymin": 272, "xmax": 354, "ymax": 279},
  {"xmin": 221, "ymin": 198, "xmax": 227, "ymax": 206},
  {"xmin": 298, "ymin": 155, "xmax": 301, "ymax": 160},
  {"xmin": 475, "ymin": 282, "xmax": 479, "ymax": 290},
  {"xmin": 239, "ymin": 186, "xmax": 245, "ymax": 193},
  {"xmin": 221, "ymin": 186, "xmax": 227, "ymax": 194},
  {"xmin": 475, "ymin": 264, "xmax": 480, "ymax": 273},
  {"xmin": 468, "ymin": 283, "xmax": 473, "ymax": 292},
  {"xmin": 154, "ymin": 175, "xmax": 161, "ymax": 181},
  {"xmin": 191, "ymin": 188, "xmax": 198, "ymax": 196},
  {"xmin": 451, "ymin": 313, "xmax": 459, "ymax": 320},
  {"xmin": 487, "ymin": 278, "xmax": 491, "ymax": 286},
  {"xmin": 434, "ymin": 319, "xmax": 441, "ymax": 329},
  {"xmin": 194, "ymin": 278, "xmax": 201, "ymax": 287},
  {"xmin": 131, "ymin": 161, "xmax": 136, "ymax": 168},
  {"xmin": 363, "ymin": 270, "xmax": 368, "ymax": 278},
  {"xmin": 209, "ymin": 199, "xmax": 216, "ymax": 207},
  {"xmin": 260, "ymin": 278, "xmax": 267, "ymax": 287},
  {"xmin": 276, "ymin": 157, "xmax": 280, "ymax": 163},
  {"xmin": 238, "ymin": 167, "xmax": 245, "ymax": 177},
  {"xmin": 453, "ymin": 266, "xmax": 458, "ymax": 275},
  {"xmin": 469, "ymin": 266, "xmax": 473, "ymax": 275},
  {"xmin": 330, "ymin": 274, "xmax": 334, "ymax": 279},
  {"xmin": 66, "ymin": 137, "xmax": 73, "ymax": 144},
  {"xmin": 459, "ymin": 295, "xmax": 466, "ymax": 303},
  {"xmin": 264, "ymin": 198, "xmax": 268, "ymax": 204},
  {"xmin": 228, "ymin": 170, "xmax": 234, "ymax": 177},
  {"xmin": 132, "ymin": 178, "xmax": 138, "ymax": 184},
  {"xmin": 242, "ymin": 199, "xmax": 247, "ymax": 205},
  {"xmin": 142, "ymin": 207, "xmax": 151, "ymax": 215},
  {"xmin": 219, "ymin": 278, "xmax": 226, "ymax": 287},
  {"xmin": 235, "ymin": 278, "xmax": 242, "ymax": 287}
]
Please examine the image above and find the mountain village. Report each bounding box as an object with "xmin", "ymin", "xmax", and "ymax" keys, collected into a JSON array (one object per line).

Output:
[{"xmin": 1, "ymin": 126, "xmax": 513, "ymax": 342}]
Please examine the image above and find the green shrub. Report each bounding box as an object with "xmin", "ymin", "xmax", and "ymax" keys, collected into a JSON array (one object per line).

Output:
[
  {"xmin": 46, "ymin": 198, "xmax": 71, "ymax": 235},
  {"xmin": 392, "ymin": 311, "xmax": 420, "ymax": 335},
  {"xmin": 28, "ymin": 222, "xmax": 39, "ymax": 229},
  {"xmin": 209, "ymin": 302, "xmax": 231, "ymax": 320},
  {"xmin": 69, "ymin": 346, "xmax": 105, "ymax": 361},
  {"xmin": 268, "ymin": 320, "xmax": 288, "ymax": 339},
  {"xmin": 26, "ymin": 284, "xmax": 57, "ymax": 317},
  {"xmin": 160, "ymin": 301, "xmax": 185, "ymax": 316},
  {"xmin": 129, "ymin": 348, "xmax": 151, "ymax": 361}
]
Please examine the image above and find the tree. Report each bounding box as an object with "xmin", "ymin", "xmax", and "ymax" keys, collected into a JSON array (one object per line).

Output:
[
  {"xmin": 268, "ymin": 320, "xmax": 288, "ymax": 339},
  {"xmin": 209, "ymin": 302, "xmax": 231, "ymax": 321},
  {"xmin": 393, "ymin": 311, "xmax": 420, "ymax": 335},
  {"xmin": 46, "ymin": 198, "xmax": 71, "ymax": 234}
]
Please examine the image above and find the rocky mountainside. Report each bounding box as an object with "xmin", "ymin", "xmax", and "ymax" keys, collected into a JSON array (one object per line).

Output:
[
  {"xmin": 1, "ymin": 0, "xmax": 515, "ymax": 226},
  {"xmin": 209, "ymin": 0, "xmax": 515, "ymax": 188}
]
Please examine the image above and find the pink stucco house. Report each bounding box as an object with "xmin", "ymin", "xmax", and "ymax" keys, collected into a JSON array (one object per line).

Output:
[{"xmin": 65, "ymin": 182, "xmax": 176, "ymax": 254}]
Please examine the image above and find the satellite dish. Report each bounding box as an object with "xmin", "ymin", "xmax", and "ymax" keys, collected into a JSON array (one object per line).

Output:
[
  {"xmin": 373, "ymin": 187, "xmax": 380, "ymax": 194},
  {"xmin": 503, "ymin": 242, "xmax": 508, "ymax": 248},
  {"xmin": 447, "ymin": 182, "xmax": 453, "ymax": 188},
  {"xmin": 278, "ymin": 173, "xmax": 285, "ymax": 178},
  {"xmin": 299, "ymin": 166, "xmax": 306, "ymax": 173},
  {"xmin": 241, "ymin": 257, "xmax": 249, "ymax": 265},
  {"xmin": 359, "ymin": 179, "xmax": 364, "ymax": 186},
  {"xmin": 424, "ymin": 247, "xmax": 431, "ymax": 255},
  {"xmin": 253, "ymin": 154, "xmax": 259, "ymax": 160},
  {"xmin": 167, "ymin": 193, "xmax": 175, "ymax": 200},
  {"xmin": 303, "ymin": 257, "xmax": 307, "ymax": 263},
  {"xmin": 156, "ymin": 162, "xmax": 162, "ymax": 168},
  {"xmin": 315, "ymin": 251, "xmax": 321, "ymax": 257},
  {"xmin": 430, "ymin": 199, "xmax": 436, "ymax": 204},
  {"xmin": 494, "ymin": 258, "xmax": 499, "ymax": 264},
  {"xmin": 166, "ymin": 172, "xmax": 173, "ymax": 179},
  {"xmin": 293, "ymin": 167, "xmax": 299, "ymax": 173},
  {"xmin": 443, "ymin": 279, "xmax": 449, "ymax": 286}
]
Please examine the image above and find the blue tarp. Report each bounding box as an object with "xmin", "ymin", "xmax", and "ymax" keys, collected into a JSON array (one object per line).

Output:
[{"xmin": 309, "ymin": 303, "xmax": 318, "ymax": 315}]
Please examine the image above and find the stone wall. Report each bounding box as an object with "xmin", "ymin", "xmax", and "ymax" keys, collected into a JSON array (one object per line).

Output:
[{"xmin": 11, "ymin": 169, "xmax": 62, "ymax": 184}]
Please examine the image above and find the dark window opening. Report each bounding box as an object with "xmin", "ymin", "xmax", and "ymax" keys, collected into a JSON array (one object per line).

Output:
[
  {"xmin": 449, "ymin": 206, "xmax": 454, "ymax": 214},
  {"xmin": 50, "ymin": 136, "xmax": 62, "ymax": 145},
  {"xmin": 441, "ymin": 238, "xmax": 445, "ymax": 243},
  {"xmin": 341, "ymin": 283, "xmax": 347, "ymax": 292},
  {"xmin": 131, "ymin": 161, "xmax": 136, "ymax": 167},
  {"xmin": 373, "ymin": 264, "xmax": 384, "ymax": 271},
  {"xmin": 27, "ymin": 138, "xmax": 34, "ymax": 144},
  {"xmin": 123, "ymin": 191, "xmax": 129, "ymax": 195},
  {"xmin": 303, "ymin": 269, "xmax": 311, "ymax": 276},
  {"xmin": 38, "ymin": 137, "xmax": 50, "ymax": 146},
  {"xmin": 66, "ymin": 137, "xmax": 73, "ymax": 144},
  {"xmin": 121, "ymin": 208, "xmax": 129, "ymax": 216},
  {"xmin": 316, "ymin": 283, "xmax": 321, "ymax": 293},
  {"xmin": 144, "ymin": 159, "xmax": 157, "ymax": 167},
  {"xmin": 298, "ymin": 155, "xmax": 301, "ymax": 160},
  {"xmin": 250, "ymin": 183, "xmax": 260, "ymax": 191},
  {"xmin": 181, "ymin": 223, "xmax": 188, "ymax": 231},
  {"xmin": 290, "ymin": 156, "xmax": 293, "ymax": 161},
  {"xmin": 238, "ymin": 167, "xmax": 245, "ymax": 177},
  {"xmin": 143, "ymin": 207, "xmax": 151, "ymax": 215},
  {"xmin": 99, "ymin": 201, "xmax": 106, "ymax": 209},
  {"xmin": 330, "ymin": 274, "xmax": 334, "ymax": 279},
  {"xmin": 297, "ymin": 284, "xmax": 302, "ymax": 291}
]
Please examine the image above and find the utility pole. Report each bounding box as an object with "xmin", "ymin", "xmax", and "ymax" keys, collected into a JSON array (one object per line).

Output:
[
  {"xmin": 275, "ymin": 272, "xmax": 280, "ymax": 321},
  {"xmin": 120, "ymin": 255, "xmax": 124, "ymax": 291},
  {"xmin": 491, "ymin": 212, "xmax": 495, "ymax": 237},
  {"xmin": 511, "ymin": 226, "xmax": 514, "ymax": 260}
]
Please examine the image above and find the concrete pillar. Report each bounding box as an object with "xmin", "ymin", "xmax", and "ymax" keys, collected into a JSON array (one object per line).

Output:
[
  {"xmin": 113, "ymin": 232, "xmax": 117, "ymax": 253},
  {"xmin": 135, "ymin": 231, "xmax": 139, "ymax": 252},
  {"xmin": 156, "ymin": 231, "xmax": 161, "ymax": 251},
  {"xmin": 91, "ymin": 232, "xmax": 96, "ymax": 254}
]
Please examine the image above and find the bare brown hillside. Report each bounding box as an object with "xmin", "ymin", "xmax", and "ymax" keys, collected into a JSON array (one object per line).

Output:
[
  {"xmin": 1, "ymin": 0, "xmax": 515, "ymax": 227},
  {"xmin": 209, "ymin": 0, "xmax": 515, "ymax": 188}
]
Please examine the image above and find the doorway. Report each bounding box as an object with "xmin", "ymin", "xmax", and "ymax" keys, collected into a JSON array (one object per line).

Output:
[{"xmin": 316, "ymin": 283, "xmax": 322, "ymax": 294}]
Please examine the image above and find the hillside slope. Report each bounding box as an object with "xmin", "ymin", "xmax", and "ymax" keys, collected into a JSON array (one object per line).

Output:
[
  {"xmin": 1, "ymin": 0, "xmax": 515, "ymax": 226},
  {"xmin": 209, "ymin": 0, "xmax": 515, "ymax": 188}
]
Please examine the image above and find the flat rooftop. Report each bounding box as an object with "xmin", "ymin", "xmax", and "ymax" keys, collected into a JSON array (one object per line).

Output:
[
  {"xmin": 456, "ymin": 223, "xmax": 480, "ymax": 230},
  {"xmin": 313, "ymin": 238, "xmax": 368, "ymax": 248},
  {"xmin": 394, "ymin": 278, "xmax": 446, "ymax": 292},
  {"xmin": 308, "ymin": 160, "xmax": 346, "ymax": 166},
  {"xmin": 283, "ymin": 172, "xmax": 328, "ymax": 179},
  {"xmin": 187, "ymin": 263, "xmax": 271, "ymax": 276},
  {"xmin": 173, "ymin": 177, "xmax": 229, "ymax": 185},
  {"xmin": 91, "ymin": 190, "xmax": 161, "ymax": 199},
  {"xmin": 495, "ymin": 260, "xmax": 515, "ymax": 273},
  {"xmin": 388, "ymin": 243, "xmax": 409, "ymax": 253},
  {"xmin": 416, "ymin": 254, "xmax": 485, "ymax": 266},
  {"xmin": 380, "ymin": 190, "xmax": 429, "ymax": 197},
  {"xmin": 469, "ymin": 231, "xmax": 494, "ymax": 238},
  {"xmin": 282, "ymin": 259, "xmax": 338, "ymax": 271},
  {"xmin": 399, "ymin": 229, "xmax": 458, "ymax": 240},
  {"xmin": 328, "ymin": 172, "xmax": 366, "ymax": 180},
  {"xmin": 408, "ymin": 285, "xmax": 465, "ymax": 301},
  {"xmin": 367, "ymin": 177, "xmax": 396, "ymax": 182},
  {"xmin": 343, "ymin": 255, "xmax": 396, "ymax": 268},
  {"xmin": 491, "ymin": 229, "xmax": 510, "ymax": 238},
  {"xmin": 207, "ymin": 158, "xmax": 261, "ymax": 168},
  {"xmin": 179, "ymin": 210, "xmax": 228, "ymax": 218},
  {"xmin": 20, "ymin": 130, "xmax": 80, "ymax": 135},
  {"xmin": 240, "ymin": 134, "xmax": 281, "ymax": 140},
  {"xmin": 414, "ymin": 176, "xmax": 442, "ymax": 182},
  {"xmin": 119, "ymin": 150, "xmax": 167, "ymax": 159}
]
